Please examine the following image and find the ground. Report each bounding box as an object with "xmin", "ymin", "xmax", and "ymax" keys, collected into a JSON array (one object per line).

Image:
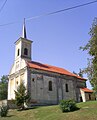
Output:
[{"xmin": 0, "ymin": 101, "xmax": 97, "ymax": 120}]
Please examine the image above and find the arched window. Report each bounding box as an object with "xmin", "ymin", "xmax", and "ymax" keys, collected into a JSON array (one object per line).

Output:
[
  {"xmin": 17, "ymin": 49, "xmax": 20, "ymax": 56},
  {"xmin": 66, "ymin": 83, "xmax": 69, "ymax": 92},
  {"xmin": 89, "ymin": 94, "xmax": 91, "ymax": 100},
  {"xmin": 24, "ymin": 48, "xmax": 28, "ymax": 55},
  {"xmin": 32, "ymin": 78, "xmax": 35, "ymax": 82},
  {"xmin": 49, "ymin": 81, "xmax": 52, "ymax": 91}
]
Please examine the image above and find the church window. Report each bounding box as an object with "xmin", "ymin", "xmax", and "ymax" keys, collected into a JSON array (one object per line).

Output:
[
  {"xmin": 16, "ymin": 81, "xmax": 18, "ymax": 85},
  {"xmin": 32, "ymin": 78, "xmax": 35, "ymax": 82},
  {"xmin": 49, "ymin": 81, "xmax": 52, "ymax": 91},
  {"xmin": 24, "ymin": 48, "xmax": 28, "ymax": 55},
  {"xmin": 89, "ymin": 94, "xmax": 91, "ymax": 100},
  {"xmin": 66, "ymin": 83, "xmax": 69, "ymax": 92},
  {"xmin": 17, "ymin": 49, "xmax": 20, "ymax": 56}
]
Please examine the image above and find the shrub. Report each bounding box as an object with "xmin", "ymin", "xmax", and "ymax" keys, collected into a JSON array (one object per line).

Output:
[
  {"xmin": 0, "ymin": 105, "xmax": 8, "ymax": 117},
  {"xmin": 59, "ymin": 99, "xmax": 78, "ymax": 112}
]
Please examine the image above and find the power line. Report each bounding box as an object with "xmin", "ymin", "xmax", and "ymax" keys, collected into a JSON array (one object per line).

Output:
[
  {"xmin": 0, "ymin": 21, "xmax": 21, "ymax": 27},
  {"xmin": 0, "ymin": 0, "xmax": 7, "ymax": 14},
  {"xmin": 0, "ymin": 0, "xmax": 97, "ymax": 27},
  {"xmin": 26, "ymin": 0, "xmax": 97, "ymax": 21}
]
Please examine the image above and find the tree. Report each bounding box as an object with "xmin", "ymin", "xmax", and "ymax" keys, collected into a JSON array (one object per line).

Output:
[
  {"xmin": 78, "ymin": 69, "xmax": 83, "ymax": 78},
  {"xmin": 0, "ymin": 75, "xmax": 8, "ymax": 100},
  {"xmin": 73, "ymin": 71, "xmax": 78, "ymax": 75},
  {"xmin": 14, "ymin": 82, "xmax": 29, "ymax": 110},
  {"xmin": 80, "ymin": 18, "xmax": 97, "ymax": 92},
  {"xmin": 73, "ymin": 69, "xmax": 83, "ymax": 77}
]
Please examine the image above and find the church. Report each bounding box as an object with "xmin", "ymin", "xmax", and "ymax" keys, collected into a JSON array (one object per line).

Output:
[{"xmin": 8, "ymin": 21, "xmax": 95, "ymax": 105}]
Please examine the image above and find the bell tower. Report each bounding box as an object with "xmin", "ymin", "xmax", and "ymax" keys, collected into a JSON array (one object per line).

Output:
[
  {"xmin": 15, "ymin": 19, "xmax": 32, "ymax": 62},
  {"xmin": 8, "ymin": 19, "xmax": 33, "ymax": 100}
]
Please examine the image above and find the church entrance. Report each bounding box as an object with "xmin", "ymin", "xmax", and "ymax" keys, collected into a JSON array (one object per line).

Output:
[{"xmin": 80, "ymin": 96, "xmax": 83, "ymax": 102}]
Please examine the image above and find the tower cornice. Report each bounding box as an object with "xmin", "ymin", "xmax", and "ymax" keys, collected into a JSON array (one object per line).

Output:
[{"xmin": 14, "ymin": 37, "xmax": 33, "ymax": 45}]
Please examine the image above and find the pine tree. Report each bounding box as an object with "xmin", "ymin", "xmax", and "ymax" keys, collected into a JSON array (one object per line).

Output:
[{"xmin": 14, "ymin": 82, "xmax": 29, "ymax": 110}]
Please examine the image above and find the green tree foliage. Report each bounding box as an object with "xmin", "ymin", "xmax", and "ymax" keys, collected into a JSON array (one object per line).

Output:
[
  {"xmin": 0, "ymin": 106, "xmax": 8, "ymax": 117},
  {"xmin": 73, "ymin": 69, "xmax": 83, "ymax": 77},
  {"xmin": 14, "ymin": 82, "xmax": 29, "ymax": 110},
  {"xmin": 78, "ymin": 69, "xmax": 83, "ymax": 78},
  {"xmin": 73, "ymin": 71, "xmax": 78, "ymax": 75},
  {"xmin": 59, "ymin": 99, "xmax": 78, "ymax": 112},
  {"xmin": 80, "ymin": 18, "xmax": 97, "ymax": 92},
  {"xmin": 0, "ymin": 75, "xmax": 8, "ymax": 100}
]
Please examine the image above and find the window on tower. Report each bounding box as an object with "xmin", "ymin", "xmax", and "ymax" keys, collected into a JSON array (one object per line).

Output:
[
  {"xmin": 24, "ymin": 48, "xmax": 28, "ymax": 55},
  {"xmin": 17, "ymin": 49, "xmax": 20, "ymax": 56}
]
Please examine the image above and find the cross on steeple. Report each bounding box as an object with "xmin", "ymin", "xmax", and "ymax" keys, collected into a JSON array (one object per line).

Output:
[{"xmin": 22, "ymin": 18, "xmax": 27, "ymax": 39}]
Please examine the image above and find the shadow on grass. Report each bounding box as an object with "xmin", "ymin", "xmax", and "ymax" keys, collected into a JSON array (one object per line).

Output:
[
  {"xmin": 17, "ymin": 106, "xmax": 40, "ymax": 111},
  {"xmin": 6, "ymin": 115, "xmax": 15, "ymax": 117},
  {"xmin": 61, "ymin": 107, "xmax": 80, "ymax": 113},
  {"xmin": 0, "ymin": 115, "xmax": 15, "ymax": 118},
  {"xmin": 71, "ymin": 107, "xmax": 80, "ymax": 112}
]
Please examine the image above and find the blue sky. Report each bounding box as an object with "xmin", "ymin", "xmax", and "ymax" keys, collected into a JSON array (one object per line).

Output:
[{"xmin": 0, "ymin": 0, "xmax": 97, "ymax": 88}]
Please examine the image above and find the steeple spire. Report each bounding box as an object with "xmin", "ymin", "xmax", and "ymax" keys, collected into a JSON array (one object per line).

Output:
[{"xmin": 22, "ymin": 18, "xmax": 27, "ymax": 39}]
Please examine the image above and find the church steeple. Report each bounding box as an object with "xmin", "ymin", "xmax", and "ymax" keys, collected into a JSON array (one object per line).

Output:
[
  {"xmin": 14, "ymin": 18, "xmax": 33, "ymax": 61},
  {"xmin": 22, "ymin": 18, "xmax": 27, "ymax": 39}
]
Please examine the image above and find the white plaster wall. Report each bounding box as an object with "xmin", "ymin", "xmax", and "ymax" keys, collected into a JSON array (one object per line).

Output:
[
  {"xmin": 80, "ymin": 89, "xmax": 86, "ymax": 102},
  {"xmin": 15, "ymin": 40, "xmax": 21, "ymax": 60},
  {"xmin": 8, "ymin": 59, "xmax": 27, "ymax": 100}
]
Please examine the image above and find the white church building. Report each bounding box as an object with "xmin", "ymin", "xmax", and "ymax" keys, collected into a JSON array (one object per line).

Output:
[{"xmin": 8, "ymin": 21, "xmax": 95, "ymax": 105}]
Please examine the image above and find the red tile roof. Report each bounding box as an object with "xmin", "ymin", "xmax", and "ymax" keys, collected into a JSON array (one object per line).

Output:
[
  {"xmin": 81, "ymin": 88, "xmax": 93, "ymax": 93},
  {"xmin": 27, "ymin": 61, "xmax": 86, "ymax": 81}
]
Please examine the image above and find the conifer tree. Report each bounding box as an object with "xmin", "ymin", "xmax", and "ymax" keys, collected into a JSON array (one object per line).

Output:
[{"xmin": 14, "ymin": 82, "xmax": 29, "ymax": 110}]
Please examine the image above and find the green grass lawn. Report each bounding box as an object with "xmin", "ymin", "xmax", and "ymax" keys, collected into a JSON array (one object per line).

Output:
[{"xmin": 0, "ymin": 101, "xmax": 97, "ymax": 120}]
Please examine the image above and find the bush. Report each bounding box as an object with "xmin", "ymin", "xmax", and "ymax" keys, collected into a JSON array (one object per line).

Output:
[
  {"xmin": 59, "ymin": 99, "xmax": 78, "ymax": 112},
  {"xmin": 0, "ymin": 106, "xmax": 8, "ymax": 117}
]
